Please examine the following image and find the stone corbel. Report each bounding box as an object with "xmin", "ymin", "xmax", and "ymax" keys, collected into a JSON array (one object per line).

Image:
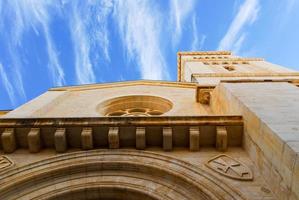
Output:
[{"xmin": 196, "ymin": 86, "xmax": 214, "ymax": 104}]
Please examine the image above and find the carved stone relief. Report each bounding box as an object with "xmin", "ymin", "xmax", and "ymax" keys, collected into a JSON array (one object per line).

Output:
[
  {"xmin": 206, "ymin": 154, "xmax": 253, "ymax": 181},
  {"xmin": 196, "ymin": 86, "xmax": 214, "ymax": 104},
  {"xmin": 0, "ymin": 156, "xmax": 13, "ymax": 171}
]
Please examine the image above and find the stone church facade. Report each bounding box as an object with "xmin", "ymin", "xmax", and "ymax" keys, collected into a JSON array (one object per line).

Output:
[{"xmin": 0, "ymin": 51, "xmax": 299, "ymax": 199}]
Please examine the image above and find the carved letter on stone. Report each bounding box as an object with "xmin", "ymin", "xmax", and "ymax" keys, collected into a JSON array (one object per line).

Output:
[
  {"xmin": 0, "ymin": 156, "xmax": 13, "ymax": 171},
  {"xmin": 206, "ymin": 154, "xmax": 253, "ymax": 181}
]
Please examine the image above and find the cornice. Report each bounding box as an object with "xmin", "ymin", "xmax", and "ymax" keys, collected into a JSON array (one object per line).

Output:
[
  {"xmin": 192, "ymin": 72, "xmax": 299, "ymax": 78},
  {"xmin": 0, "ymin": 115, "xmax": 243, "ymax": 127},
  {"xmin": 49, "ymin": 80, "xmax": 197, "ymax": 91},
  {"xmin": 177, "ymin": 51, "xmax": 232, "ymax": 56},
  {"xmin": 184, "ymin": 58, "xmax": 264, "ymax": 62}
]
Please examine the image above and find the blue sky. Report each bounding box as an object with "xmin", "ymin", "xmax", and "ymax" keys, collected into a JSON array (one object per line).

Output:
[{"xmin": 0, "ymin": 0, "xmax": 299, "ymax": 110}]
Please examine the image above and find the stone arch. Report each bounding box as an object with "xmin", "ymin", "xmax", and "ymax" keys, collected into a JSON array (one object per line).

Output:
[{"xmin": 0, "ymin": 150, "xmax": 245, "ymax": 200}]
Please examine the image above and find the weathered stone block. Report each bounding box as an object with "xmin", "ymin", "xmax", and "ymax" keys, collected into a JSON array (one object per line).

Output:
[
  {"xmin": 216, "ymin": 126, "xmax": 227, "ymax": 151},
  {"xmin": 81, "ymin": 127, "xmax": 93, "ymax": 150},
  {"xmin": 189, "ymin": 126, "xmax": 200, "ymax": 151},
  {"xmin": 108, "ymin": 127, "xmax": 119, "ymax": 149},
  {"xmin": 163, "ymin": 127, "xmax": 172, "ymax": 151},
  {"xmin": 136, "ymin": 127, "xmax": 146, "ymax": 150},
  {"xmin": 28, "ymin": 128, "xmax": 41, "ymax": 153},
  {"xmin": 1, "ymin": 128, "xmax": 16, "ymax": 153},
  {"xmin": 54, "ymin": 128, "xmax": 67, "ymax": 153}
]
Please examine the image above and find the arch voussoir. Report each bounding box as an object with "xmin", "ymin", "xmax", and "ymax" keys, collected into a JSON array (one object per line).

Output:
[{"xmin": 0, "ymin": 150, "xmax": 245, "ymax": 200}]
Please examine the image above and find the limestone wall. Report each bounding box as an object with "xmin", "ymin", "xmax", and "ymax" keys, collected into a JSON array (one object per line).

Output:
[
  {"xmin": 3, "ymin": 84, "xmax": 212, "ymax": 118},
  {"xmin": 211, "ymin": 82, "xmax": 299, "ymax": 200}
]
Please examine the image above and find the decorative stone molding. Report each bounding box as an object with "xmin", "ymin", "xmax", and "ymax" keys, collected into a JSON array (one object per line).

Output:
[
  {"xmin": 0, "ymin": 116, "xmax": 243, "ymax": 153},
  {"xmin": 49, "ymin": 80, "xmax": 196, "ymax": 92},
  {"xmin": 196, "ymin": 86, "xmax": 214, "ymax": 104},
  {"xmin": 0, "ymin": 150, "xmax": 246, "ymax": 200},
  {"xmin": 0, "ymin": 116, "xmax": 243, "ymax": 127},
  {"xmin": 206, "ymin": 154, "xmax": 253, "ymax": 181},
  {"xmin": 0, "ymin": 156, "xmax": 13, "ymax": 171},
  {"xmin": 193, "ymin": 72, "xmax": 299, "ymax": 78}
]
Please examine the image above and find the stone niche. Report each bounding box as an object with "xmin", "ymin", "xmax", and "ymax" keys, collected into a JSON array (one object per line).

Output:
[{"xmin": 97, "ymin": 95, "xmax": 173, "ymax": 117}]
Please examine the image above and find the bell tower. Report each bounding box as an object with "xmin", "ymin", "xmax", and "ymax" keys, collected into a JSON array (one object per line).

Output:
[{"xmin": 178, "ymin": 51, "xmax": 299, "ymax": 86}]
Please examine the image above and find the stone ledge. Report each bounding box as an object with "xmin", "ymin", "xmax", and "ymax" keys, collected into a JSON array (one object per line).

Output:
[
  {"xmin": 0, "ymin": 116, "xmax": 243, "ymax": 153},
  {"xmin": 0, "ymin": 116, "xmax": 243, "ymax": 127}
]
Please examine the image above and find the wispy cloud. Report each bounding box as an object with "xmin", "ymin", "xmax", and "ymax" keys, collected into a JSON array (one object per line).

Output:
[
  {"xmin": 0, "ymin": 0, "xmax": 67, "ymax": 106},
  {"xmin": 0, "ymin": 63, "xmax": 16, "ymax": 106},
  {"xmin": 191, "ymin": 15, "xmax": 206, "ymax": 51},
  {"xmin": 218, "ymin": 0, "xmax": 260, "ymax": 53},
  {"xmin": 170, "ymin": 0, "xmax": 195, "ymax": 46},
  {"xmin": 7, "ymin": 47, "xmax": 27, "ymax": 100},
  {"xmin": 6, "ymin": 0, "xmax": 65, "ymax": 86},
  {"xmin": 70, "ymin": 3, "xmax": 96, "ymax": 84},
  {"xmin": 114, "ymin": 0, "xmax": 169, "ymax": 80},
  {"xmin": 68, "ymin": 1, "xmax": 112, "ymax": 84},
  {"xmin": 232, "ymin": 33, "xmax": 246, "ymax": 55}
]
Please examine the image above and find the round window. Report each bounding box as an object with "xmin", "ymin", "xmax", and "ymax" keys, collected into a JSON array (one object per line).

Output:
[{"xmin": 97, "ymin": 95, "xmax": 173, "ymax": 116}]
